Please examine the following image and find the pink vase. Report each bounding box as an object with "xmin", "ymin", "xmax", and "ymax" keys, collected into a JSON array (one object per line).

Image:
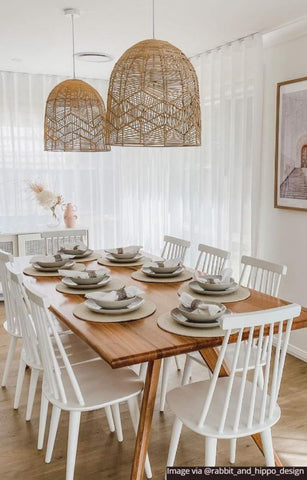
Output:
[{"xmin": 64, "ymin": 203, "xmax": 78, "ymax": 228}]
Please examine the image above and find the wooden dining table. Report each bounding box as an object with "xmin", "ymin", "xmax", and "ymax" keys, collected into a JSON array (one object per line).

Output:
[{"xmin": 21, "ymin": 256, "xmax": 307, "ymax": 479}]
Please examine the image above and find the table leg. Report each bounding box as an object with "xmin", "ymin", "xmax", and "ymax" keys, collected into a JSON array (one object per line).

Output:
[
  {"xmin": 130, "ymin": 359, "xmax": 162, "ymax": 480},
  {"xmin": 199, "ymin": 348, "xmax": 283, "ymax": 466}
]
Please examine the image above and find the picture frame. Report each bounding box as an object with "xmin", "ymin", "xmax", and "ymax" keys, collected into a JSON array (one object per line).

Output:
[{"xmin": 275, "ymin": 76, "xmax": 307, "ymax": 211}]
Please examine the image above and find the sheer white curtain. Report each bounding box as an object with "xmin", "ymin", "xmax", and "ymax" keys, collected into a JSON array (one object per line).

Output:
[{"xmin": 0, "ymin": 35, "xmax": 263, "ymax": 271}]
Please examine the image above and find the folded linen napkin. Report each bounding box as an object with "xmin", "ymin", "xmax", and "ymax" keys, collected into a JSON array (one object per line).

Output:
[
  {"xmin": 30, "ymin": 254, "xmax": 71, "ymax": 264},
  {"xmin": 105, "ymin": 245, "xmax": 142, "ymax": 255},
  {"xmin": 58, "ymin": 267, "xmax": 110, "ymax": 279},
  {"xmin": 144, "ymin": 258, "xmax": 182, "ymax": 269},
  {"xmin": 195, "ymin": 268, "xmax": 233, "ymax": 285},
  {"xmin": 86, "ymin": 286, "xmax": 144, "ymax": 302},
  {"xmin": 59, "ymin": 242, "xmax": 88, "ymax": 254},
  {"xmin": 180, "ymin": 292, "xmax": 221, "ymax": 316}
]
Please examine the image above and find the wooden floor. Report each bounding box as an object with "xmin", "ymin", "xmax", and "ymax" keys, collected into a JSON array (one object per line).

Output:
[{"xmin": 1, "ymin": 304, "xmax": 307, "ymax": 479}]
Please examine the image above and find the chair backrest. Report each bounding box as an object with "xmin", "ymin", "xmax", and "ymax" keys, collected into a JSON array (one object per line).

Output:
[
  {"xmin": 240, "ymin": 255, "xmax": 287, "ymax": 297},
  {"xmin": 0, "ymin": 249, "xmax": 22, "ymax": 336},
  {"xmin": 24, "ymin": 284, "xmax": 85, "ymax": 406},
  {"xmin": 197, "ymin": 303, "xmax": 300, "ymax": 435},
  {"xmin": 161, "ymin": 235, "xmax": 190, "ymax": 262},
  {"xmin": 41, "ymin": 229, "xmax": 88, "ymax": 255},
  {"xmin": 195, "ymin": 243, "xmax": 230, "ymax": 274},
  {"xmin": 6, "ymin": 263, "xmax": 41, "ymax": 368}
]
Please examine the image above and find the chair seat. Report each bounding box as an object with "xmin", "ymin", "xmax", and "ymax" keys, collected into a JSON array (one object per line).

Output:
[
  {"xmin": 167, "ymin": 377, "xmax": 280, "ymax": 439},
  {"xmin": 188, "ymin": 343, "xmax": 266, "ymax": 372},
  {"xmin": 43, "ymin": 359, "xmax": 144, "ymax": 411}
]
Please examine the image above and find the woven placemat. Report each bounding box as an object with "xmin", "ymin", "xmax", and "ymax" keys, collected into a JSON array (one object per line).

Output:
[
  {"xmin": 55, "ymin": 277, "xmax": 125, "ymax": 295},
  {"xmin": 157, "ymin": 312, "xmax": 226, "ymax": 338},
  {"xmin": 23, "ymin": 263, "xmax": 86, "ymax": 278},
  {"xmin": 73, "ymin": 250, "xmax": 104, "ymax": 263},
  {"xmin": 178, "ymin": 283, "xmax": 250, "ymax": 303},
  {"xmin": 73, "ymin": 300, "xmax": 156, "ymax": 323},
  {"xmin": 131, "ymin": 270, "xmax": 193, "ymax": 284},
  {"xmin": 97, "ymin": 256, "xmax": 151, "ymax": 267}
]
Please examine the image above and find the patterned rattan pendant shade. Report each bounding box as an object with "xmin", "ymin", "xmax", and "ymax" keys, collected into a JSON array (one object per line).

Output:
[
  {"xmin": 44, "ymin": 79, "xmax": 110, "ymax": 152},
  {"xmin": 106, "ymin": 39, "xmax": 201, "ymax": 147}
]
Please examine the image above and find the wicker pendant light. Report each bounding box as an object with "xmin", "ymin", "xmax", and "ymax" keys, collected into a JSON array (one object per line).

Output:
[
  {"xmin": 44, "ymin": 9, "xmax": 110, "ymax": 152},
  {"xmin": 106, "ymin": 1, "xmax": 201, "ymax": 147}
]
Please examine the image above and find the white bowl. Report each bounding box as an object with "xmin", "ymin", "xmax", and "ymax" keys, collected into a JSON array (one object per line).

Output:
[
  {"xmin": 71, "ymin": 274, "xmax": 108, "ymax": 285},
  {"xmin": 196, "ymin": 275, "xmax": 235, "ymax": 291},
  {"xmin": 150, "ymin": 265, "xmax": 180, "ymax": 274},
  {"xmin": 85, "ymin": 293, "xmax": 136, "ymax": 309},
  {"xmin": 178, "ymin": 302, "xmax": 226, "ymax": 322}
]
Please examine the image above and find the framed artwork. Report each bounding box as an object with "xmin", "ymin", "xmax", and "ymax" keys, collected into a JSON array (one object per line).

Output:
[{"xmin": 275, "ymin": 76, "xmax": 307, "ymax": 211}]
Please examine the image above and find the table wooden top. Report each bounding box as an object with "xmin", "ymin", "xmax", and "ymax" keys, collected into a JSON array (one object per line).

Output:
[{"xmin": 22, "ymin": 258, "xmax": 307, "ymax": 369}]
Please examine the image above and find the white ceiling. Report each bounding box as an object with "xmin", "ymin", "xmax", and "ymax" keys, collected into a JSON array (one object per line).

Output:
[{"xmin": 1, "ymin": 0, "xmax": 307, "ymax": 80}]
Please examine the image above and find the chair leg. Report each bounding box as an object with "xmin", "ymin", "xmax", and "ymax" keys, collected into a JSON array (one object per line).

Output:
[
  {"xmin": 167, "ymin": 417, "xmax": 183, "ymax": 466},
  {"xmin": 45, "ymin": 405, "xmax": 61, "ymax": 463},
  {"xmin": 26, "ymin": 368, "xmax": 40, "ymax": 421},
  {"xmin": 181, "ymin": 355, "xmax": 193, "ymax": 385},
  {"xmin": 14, "ymin": 356, "xmax": 26, "ymax": 409},
  {"xmin": 205, "ymin": 437, "xmax": 217, "ymax": 466},
  {"xmin": 37, "ymin": 394, "xmax": 49, "ymax": 450},
  {"xmin": 104, "ymin": 405, "xmax": 115, "ymax": 433},
  {"xmin": 160, "ymin": 357, "xmax": 171, "ymax": 412},
  {"xmin": 230, "ymin": 438, "xmax": 236, "ymax": 464},
  {"xmin": 1, "ymin": 336, "xmax": 18, "ymax": 387},
  {"xmin": 174, "ymin": 356, "xmax": 181, "ymax": 371},
  {"xmin": 66, "ymin": 411, "xmax": 81, "ymax": 480},
  {"xmin": 261, "ymin": 428, "xmax": 275, "ymax": 466},
  {"xmin": 127, "ymin": 397, "xmax": 152, "ymax": 479},
  {"xmin": 111, "ymin": 403, "xmax": 123, "ymax": 442}
]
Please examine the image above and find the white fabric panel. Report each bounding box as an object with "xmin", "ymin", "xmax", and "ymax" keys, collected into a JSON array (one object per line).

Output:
[{"xmin": 0, "ymin": 34, "xmax": 263, "ymax": 273}]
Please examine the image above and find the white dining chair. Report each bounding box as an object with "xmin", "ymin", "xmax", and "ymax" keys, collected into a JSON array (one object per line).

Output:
[
  {"xmin": 181, "ymin": 254, "xmax": 288, "ymax": 462},
  {"xmin": 167, "ymin": 303, "xmax": 300, "ymax": 467},
  {"xmin": 161, "ymin": 235, "xmax": 191, "ymax": 263},
  {"xmin": 6, "ymin": 263, "xmax": 103, "ymax": 423},
  {"xmin": 195, "ymin": 243, "xmax": 230, "ymax": 274},
  {"xmin": 41, "ymin": 229, "xmax": 88, "ymax": 255},
  {"xmin": 0, "ymin": 249, "xmax": 22, "ymax": 387},
  {"xmin": 159, "ymin": 243, "xmax": 231, "ymax": 412},
  {"xmin": 24, "ymin": 283, "xmax": 152, "ymax": 480}
]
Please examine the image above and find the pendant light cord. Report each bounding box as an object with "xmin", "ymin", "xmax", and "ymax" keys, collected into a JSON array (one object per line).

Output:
[
  {"xmin": 71, "ymin": 13, "xmax": 76, "ymax": 78},
  {"xmin": 152, "ymin": 0, "xmax": 155, "ymax": 39}
]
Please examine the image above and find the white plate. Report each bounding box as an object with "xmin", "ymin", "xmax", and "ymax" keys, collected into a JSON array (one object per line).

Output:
[
  {"xmin": 32, "ymin": 261, "xmax": 75, "ymax": 272},
  {"xmin": 84, "ymin": 296, "xmax": 144, "ymax": 315},
  {"xmin": 171, "ymin": 308, "xmax": 221, "ymax": 329},
  {"xmin": 149, "ymin": 264, "xmax": 181, "ymax": 274},
  {"xmin": 62, "ymin": 276, "xmax": 110, "ymax": 289},
  {"xmin": 105, "ymin": 253, "xmax": 143, "ymax": 263},
  {"xmin": 178, "ymin": 302, "xmax": 226, "ymax": 322},
  {"xmin": 141, "ymin": 266, "xmax": 184, "ymax": 278},
  {"xmin": 189, "ymin": 281, "xmax": 239, "ymax": 296}
]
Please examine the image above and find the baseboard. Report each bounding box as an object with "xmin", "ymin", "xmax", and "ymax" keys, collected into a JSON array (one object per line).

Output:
[{"xmin": 287, "ymin": 343, "xmax": 307, "ymax": 363}]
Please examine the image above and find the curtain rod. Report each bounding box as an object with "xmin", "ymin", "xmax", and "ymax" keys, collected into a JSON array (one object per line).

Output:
[
  {"xmin": 189, "ymin": 14, "xmax": 307, "ymax": 60},
  {"xmin": 189, "ymin": 32, "xmax": 258, "ymax": 59}
]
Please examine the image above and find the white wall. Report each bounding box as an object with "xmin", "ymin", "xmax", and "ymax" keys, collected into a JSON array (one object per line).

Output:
[{"xmin": 258, "ymin": 25, "xmax": 307, "ymax": 361}]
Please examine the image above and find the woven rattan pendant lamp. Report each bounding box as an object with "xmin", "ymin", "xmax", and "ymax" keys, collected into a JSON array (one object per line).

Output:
[
  {"xmin": 106, "ymin": 0, "xmax": 201, "ymax": 147},
  {"xmin": 44, "ymin": 8, "xmax": 110, "ymax": 152}
]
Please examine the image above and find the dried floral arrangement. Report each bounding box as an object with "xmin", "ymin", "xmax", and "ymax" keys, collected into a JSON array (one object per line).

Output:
[{"xmin": 27, "ymin": 181, "xmax": 63, "ymax": 219}]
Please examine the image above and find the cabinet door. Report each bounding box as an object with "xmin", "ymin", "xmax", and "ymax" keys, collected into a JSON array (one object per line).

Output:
[
  {"xmin": 0, "ymin": 235, "xmax": 18, "ymax": 256},
  {"xmin": 17, "ymin": 233, "xmax": 45, "ymax": 256}
]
